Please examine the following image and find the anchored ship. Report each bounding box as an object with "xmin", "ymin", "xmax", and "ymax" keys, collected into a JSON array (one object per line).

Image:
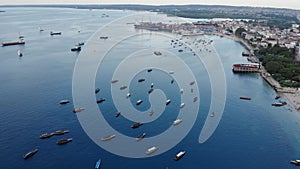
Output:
[{"xmin": 232, "ymin": 63, "xmax": 260, "ymax": 73}]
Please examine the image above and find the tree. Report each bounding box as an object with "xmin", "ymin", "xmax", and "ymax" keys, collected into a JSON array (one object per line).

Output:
[{"xmin": 265, "ymin": 61, "xmax": 282, "ymax": 73}]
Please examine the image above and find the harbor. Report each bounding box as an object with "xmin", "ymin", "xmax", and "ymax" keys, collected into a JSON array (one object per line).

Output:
[{"xmin": 1, "ymin": 7, "xmax": 300, "ymax": 169}]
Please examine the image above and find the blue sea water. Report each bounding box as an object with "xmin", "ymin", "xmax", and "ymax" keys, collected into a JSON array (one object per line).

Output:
[{"xmin": 1, "ymin": 7, "xmax": 300, "ymax": 169}]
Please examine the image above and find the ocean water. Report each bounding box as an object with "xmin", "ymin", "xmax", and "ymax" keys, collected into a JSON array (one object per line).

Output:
[{"xmin": 1, "ymin": 7, "xmax": 300, "ymax": 169}]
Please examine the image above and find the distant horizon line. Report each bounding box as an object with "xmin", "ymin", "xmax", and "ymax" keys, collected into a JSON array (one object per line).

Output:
[{"xmin": 0, "ymin": 4, "xmax": 300, "ymax": 11}]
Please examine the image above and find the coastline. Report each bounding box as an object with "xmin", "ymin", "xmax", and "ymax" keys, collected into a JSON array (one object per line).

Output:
[{"xmin": 211, "ymin": 32, "xmax": 300, "ymax": 111}]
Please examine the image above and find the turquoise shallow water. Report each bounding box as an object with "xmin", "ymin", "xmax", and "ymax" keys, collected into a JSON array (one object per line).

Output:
[{"xmin": 1, "ymin": 7, "xmax": 300, "ymax": 169}]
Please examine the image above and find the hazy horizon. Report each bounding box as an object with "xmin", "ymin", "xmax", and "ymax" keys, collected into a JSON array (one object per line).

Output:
[{"xmin": 1, "ymin": 0, "xmax": 300, "ymax": 10}]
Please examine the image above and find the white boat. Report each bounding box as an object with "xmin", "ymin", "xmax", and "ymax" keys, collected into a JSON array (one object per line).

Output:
[
  {"xmin": 148, "ymin": 110, "xmax": 154, "ymax": 116},
  {"xmin": 59, "ymin": 100, "xmax": 70, "ymax": 104},
  {"xmin": 166, "ymin": 99, "xmax": 171, "ymax": 105},
  {"xmin": 136, "ymin": 133, "xmax": 146, "ymax": 141},
  {"xmin": 101, "ymin": 134, "xmax": 116, "ymax": 141},
  {"xmin": 169, "ymin": 71, "xmax": 174, "ymax": 74},
  {"xmin": 154, "ymin": 51, "xmax": 162, "ymax": 55},
  {"xmin": 136, "ymin": 99, "xmax": 143, "ymax": 105},
  {"xmin": 126, "ymin": 93, "xmax": 131, "ymax": 98},
  {"xmin": 210, "ymin": 112, "xmax": 215, "ymax": 117},
  {"xmin": 174, "ymin": 151, "xmax": 186, "ymax": 161},
  {"xmin": 180, "ymin": 89, "xmax": 183, "ymax": 94},
  {"xmin": 180, "ymin": 103, "xmax": 185, "ymax": 109},
  {"xmin": 17, "ymin": 50, "xmax": 22, "ymax": 57},
  {"xmin": 73, "ymin": 107, "xmax": 85, "ymax": 113},
  {"xmin": 146, "ymin": 146, "xmax": 158, "ymax": 155},
  {"xmin": 173, "ymin": 119, "xmax": 182, "ymax": 126}
]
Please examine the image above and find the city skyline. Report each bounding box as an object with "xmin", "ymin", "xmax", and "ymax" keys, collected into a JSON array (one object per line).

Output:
[{"xmin": 1, "ymin": 0, "xmax": 300, "ymax": 10}]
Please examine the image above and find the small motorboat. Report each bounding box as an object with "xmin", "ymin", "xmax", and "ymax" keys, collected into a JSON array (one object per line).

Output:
[
  {"xmin": 173, "ymin": 119, "xmax": 182, "ymax": 126},
  {"xmin": 96, "ymin": 98, "xmax": 105, "ymax": 104},
  {"xmin": 73, "ymin": 107, "xmax": 85, "ymax": 113},
  {"xmin": 95, "ymin": 159, "xmax": 102, "ymax": 169},
  {"xmin": 101, "ymin": 134, "xmax": 116, "ymax": 141},
  {"xmin": 136, "ymin": 133, "xmax": 146, "ymax": 141},
  {"xmin": 59, "ymin": 100, "xmax": 70, "ymax": 104},
  {"xmin": 136, "ymin": 99, "xmax": 143, "ymax": 106},
  {"xmin": 131, "ymin": 122, "xmax": 143, "ymax": 129},
  {"xmin": 95, "ymin": 88, "xmax": 100, "ymax": 94},
  {"xmin": 23, "ymin": 149, "xmax": 38, "ymax": 160},
  {"xmin": 146, "ymin": 146, "xmax": 158, "ymax": 155},
  {"xmin": 40, "ymin": 132, "xmax": 54, "ymax": 139},
  {"xmin": 115, "ymin": 111, "xmax": 121, "ymax": 117},
  {"xmin": 174, "ymin": 151, "xmax": 186, "ymax": 161},
  {"xmin": 291, "ymin": 159, "xmax": 300, "ymax": 166},
  {"xmin": 56, "ymin": 138, "xmax": 72, "ymax": 145}
]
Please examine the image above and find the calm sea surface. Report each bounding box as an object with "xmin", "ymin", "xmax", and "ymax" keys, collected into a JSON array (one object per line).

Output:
[{"xmin": 1, "ymin": 7, "xmax": 300, "ymax": 169}]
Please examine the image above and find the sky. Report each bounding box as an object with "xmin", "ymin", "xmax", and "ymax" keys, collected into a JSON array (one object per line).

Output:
[{"xmin": 1, "ymin": 0, "xmax": 300, "ymax": 10}]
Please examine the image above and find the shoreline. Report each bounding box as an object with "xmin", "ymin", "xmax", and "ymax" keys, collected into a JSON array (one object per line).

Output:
[{"xmin": 211, "ymin": 32, "xmax": 300, "ymax": 111}]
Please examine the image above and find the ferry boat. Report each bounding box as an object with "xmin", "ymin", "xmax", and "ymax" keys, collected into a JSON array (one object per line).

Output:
[
  {"xmin": 166, "ymin": 99, "xmax": 171, "ymax": 105},
  {"xmin": 95, "ymin": 159, "xmax": 102, "ymax": 169},
  {"xmin": 71, "ymin": 46, "xmax": 81, "ymax": 52},
  {"xmin": 136, "ymin": 133, "xmax": 146, "ymax": 141},
  {"xmin": 131, "ymin": 122, "xmax": 143, "ymax": 129},
  {"xmin": 174, "ymin": 151, "xmax": 186, "ymax": 161},
  {"xmin": 59, "ymin": 100, "xmax": 70, "ymax": 104},
  {"xmin": 96, "ymin": 98, "xmax": 106, "ymax": 104},
  {"xmin": 173, "ymin": 119, "xmax": 182, "ymax": 126},
  {"xmin": 290, "ymin": 159, "xmax": 300, "ymax": 166},
  {"xmin": 73, "ymin": 107, "xmax": 85, "ymax": 113},
  {"xmin": 56, "ymin": 138, "xmax": 72, "ymax": 145},
  {"xmin": 232, "ymin": 63, "xmax": 260, "ymax": 73},
  {"xmin": 136, "ymin": 99, "xmax": 143, "ymax": 105},
  {"xmin": 50, "ymin": 31, "xmax": 62, "ymax": 36},
  {"xmin": 240, "ymin": 96, "xmax": 251, "ymax": 100},
  {"xmin": 272, "ymin": 102, "xmax": 287, "ymax": 107},
  {"xmin": 53, "ymin": 130, "xmax": 69, "ymax": 135},
  {"xmin": 40, "ymin": 132, "xmax": 54, "ymax": 139},
  {"xmin": 2, "ymin": 41, "xmax": 25, "ymax": 46},
  {"xmin": 23, "ymin": 148, "xmax": 38, "ymax": 159},
  {"xmin": 95, "ymin": 88, "xmax": 100, "ymax": 94},
  {"xmin": 101, "ymin": 134, "xmax": 116, "ymax": 141},
  {"xmin": 146, "ymin": 146, "xmax": 158, "ymax": 155}
]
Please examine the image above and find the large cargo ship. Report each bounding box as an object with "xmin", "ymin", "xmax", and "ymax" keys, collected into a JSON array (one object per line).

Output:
[
  {"xmin": 2, "ymin": 41, "xmax": 25, "ymax": 46},
  {"xmin": 232, "ymin": 63, "xmax": 260, "ymax": 73}
]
